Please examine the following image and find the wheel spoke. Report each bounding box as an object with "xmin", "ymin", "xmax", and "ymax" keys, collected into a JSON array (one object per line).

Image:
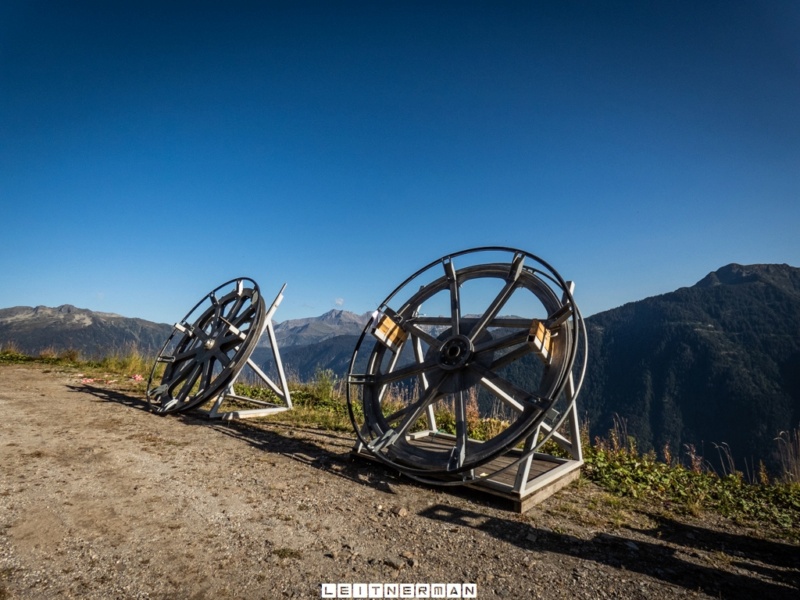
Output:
[
  {"xmin": 189, "ymin": 324, "xmax": 211, "ymax": 346},
  {"xmin": 444, "ymin": 258, "xmax": 461, "ymax": 336},
  {"xmin": 224, "ymin": 294, "xmax": 247, "ymax": 324},
  {"xmin": 468, "ymin": 361, "xmax": 544, "ymax": 413},
  {"xmin": 172, "ymin": 345, "xmax": 202, "ymax": 364},
  {"xmin": 468, "ymin": 252, "xmax": 525, "ymax": 343},
  {"xmin": 382, "ymin": 404, "xmax": 412, "ymax": 426},
  {"xmin": 212, "ymin": 348, "xmax": 233, "ymax": 367},
  {"xmin": 175, "ymin": 362, "xmax": 203, "ymax": 401},
  {"xmin": 471, "ymin": 328, "xmax": 529, "ymax": 357},
  {"xmin": 403, "ymin": 320, "xmax": 444, "ymax": 349},
  {"xmin": 369, "ymin": 371, "xmax": 448, "ymax": 452},
  {"xmin": 488, "ymin": 342, "xmax": 535, "ymax": 372},
  {"xmin": 231, "ymin": 309, "xmax": 256, "ymax": 331},
  {"xmin": 379, "ymin": 367, "xmax": 448, "ymax": 425},
  {"xmin": 372, "ymin": 356, "xmax": 439, "ymax": 387},
  {"xmin": 162, "ymin": 355, "xmax": 198, "ymax": 388},
  {"xmin": 448, "ymin": 385, "xmax": 468, "ymax": 471},
  {"xmin": 200, "ymin": 355, "xmax": 214, "ymax": 391},
  {"xmin": 407, "ymin": 315, "xmax": 456, "ymax": 327}
]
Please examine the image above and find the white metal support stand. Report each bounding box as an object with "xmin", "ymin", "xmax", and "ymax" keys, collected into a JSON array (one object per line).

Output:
[
  {"xmin": 201, "ymin": 284, "xmax": 293, "ymax": 420},
  {"xmin": 468, "ymin": 281, "xmax": 584, "ymax": 511},
  {"xmin": 468, "ymin": 374, "xmax": 583, "ymax": 512}
]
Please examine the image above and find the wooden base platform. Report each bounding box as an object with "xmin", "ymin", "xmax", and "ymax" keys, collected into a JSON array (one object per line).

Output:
[{"xmin": 353, "ymin": 432, "xmax": 583, "ymax": 513}]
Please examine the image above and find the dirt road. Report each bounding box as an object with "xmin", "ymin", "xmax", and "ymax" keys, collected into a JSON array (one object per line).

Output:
[{"xmin": 1, "ymin": 364, "xmax": 797, "ymax": 599}]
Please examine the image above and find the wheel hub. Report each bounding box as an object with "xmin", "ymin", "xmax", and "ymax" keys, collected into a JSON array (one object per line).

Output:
[{"xmin": 437, "ymin": 335, "xmax": 473, "ymax": 370}]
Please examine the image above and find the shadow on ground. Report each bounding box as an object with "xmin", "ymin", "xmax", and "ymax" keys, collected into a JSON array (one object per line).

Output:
[
  {"xmin": 70, "ymin": 383, "xmax": 152, "ymax": 411},
  {"xmin": 420, "ymin": 504, "xmax": 800, "ymax": 598},
  {"xmin": 73, "ymin": 383, "xmax": 415, "ymax": 497}
]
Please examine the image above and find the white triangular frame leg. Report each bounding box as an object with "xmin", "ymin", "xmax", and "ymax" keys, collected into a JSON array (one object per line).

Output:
[{"xmin": 203, "ymin": 284, "xmax": 293, "ymax": 420}]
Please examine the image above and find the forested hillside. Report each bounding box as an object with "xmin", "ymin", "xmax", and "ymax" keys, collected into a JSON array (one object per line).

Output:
[{"xmin": 581, "ymin": 263, "xmax": 800, "ymax": 473}]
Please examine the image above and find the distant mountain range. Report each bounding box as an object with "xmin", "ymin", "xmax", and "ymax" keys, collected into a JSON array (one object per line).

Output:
[
  {"xmin": 0, "ymin": 305, "xmax": 173, "ymax": 357},
  {"xmin": 2, "ymin": 263, "xmax": 798, "ymax": 473},
  {"xmin": 268, "ymin": 308, "xmax": 369, "ymax": 347}
]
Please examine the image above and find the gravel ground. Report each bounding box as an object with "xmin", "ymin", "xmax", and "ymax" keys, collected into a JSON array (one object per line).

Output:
[{"xmin": 1, "ymin": 364, "xmax": 798, "ymax": 599}]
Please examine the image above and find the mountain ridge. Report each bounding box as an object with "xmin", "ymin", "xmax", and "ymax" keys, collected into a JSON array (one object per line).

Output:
[
  {"xmin": 0, "ymin": 304, "xmax": 172, "ymax": 357},
  {"xmin": 693, "ymin": 262, "xmax": 800, "ymax": 291},
  {"xmin": 269, "ymin": 308, "xmax": 370, "ymax": 347}
]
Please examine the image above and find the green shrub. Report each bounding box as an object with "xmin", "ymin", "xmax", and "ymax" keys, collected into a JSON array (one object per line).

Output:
[{"xmin": 583, "ymin": 435, "xmax": 800, "ymax": 534}]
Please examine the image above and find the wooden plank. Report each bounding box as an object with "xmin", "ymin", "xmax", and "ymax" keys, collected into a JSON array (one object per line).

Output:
[
  {"xmin": 352, "ymin": 431, "xmax": 583, "ymax": 513},
  {"xmin": 517, "ymin": 464, "xmax": 582, "ymax": 513}
]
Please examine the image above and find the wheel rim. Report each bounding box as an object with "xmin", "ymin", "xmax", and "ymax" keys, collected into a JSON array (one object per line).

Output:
[
  {"xmin": 347, "ymin": 247, "xmax": 586, "ymax": 477},
  {"xmin": 146, "ymin": 277, "xmax": 266, "ymax": 414}
]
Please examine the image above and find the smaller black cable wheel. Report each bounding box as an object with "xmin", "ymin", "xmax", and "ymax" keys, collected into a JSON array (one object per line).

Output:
[{"xmin": 146, "ymin": 277, "xmax": 266, "ymax": 415}]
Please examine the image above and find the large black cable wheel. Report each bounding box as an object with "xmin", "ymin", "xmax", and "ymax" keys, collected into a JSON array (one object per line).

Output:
[
  {"xmin": 346, "ymin": 247, "xmax": 586, "ymax": 479},
  {"xmin": 146, "ymin": 277, "xmax": 266, "ymax": 415}
]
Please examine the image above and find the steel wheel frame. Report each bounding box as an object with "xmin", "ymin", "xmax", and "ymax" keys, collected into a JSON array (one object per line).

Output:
[
  {"xmin": 347, "ymin": 247, "xmax": 586, "ymax": 478},
  {"xmin": 146, "ymin": 277, "xmax": 266, "ymax": 414}
]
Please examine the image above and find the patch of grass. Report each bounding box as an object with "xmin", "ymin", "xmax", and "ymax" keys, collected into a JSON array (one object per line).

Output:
[
  {"xmin": 91, "ymin": 346, "xmax": 152, "ymax": 377},
  {"xmin": 776, "ymin": 428, "xmax": 800, "ymax": 484},
  {"xmin": 1, "ymin": 345, "xmax": 83, "ymax": 367},
  {"xmin": 235, "ymin": 370, "xmax": 359, "ymax": 432},
  {"xmin": 583, "ymin": 431, "xmax": 800, "ymax": 539},
  {"xmin": 36, "ymin": 347, "xmax": 81, "ymax": 364},
  {"xmin": 0, "ymin": 343, "xmax": 36, "ymax": 364}
]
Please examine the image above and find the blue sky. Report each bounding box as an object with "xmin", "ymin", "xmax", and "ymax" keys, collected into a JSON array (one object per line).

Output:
[{"xmin": 2, "ymin": 1, "xmax": 798, "ymax": 324}]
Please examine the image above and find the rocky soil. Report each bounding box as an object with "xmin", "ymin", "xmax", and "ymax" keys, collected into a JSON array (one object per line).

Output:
[{"xmin": 1, "ymin": 364, "xmax": 798, "ymax": 599}]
